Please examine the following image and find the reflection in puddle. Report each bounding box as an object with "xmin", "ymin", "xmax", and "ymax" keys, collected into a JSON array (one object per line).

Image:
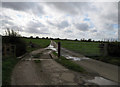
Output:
[
  {"xmin": 63, "ymin": 55, "xmax": 89, "ymax": 61},
  {"xmin": 45, "ymin": 44, "xmax": 57, "ymax": 51},
  {"xmin": 46, "ymin": 42, "xmax": 89, "ymax": 61},
  {"xmin": 43, "ymin": 50, "xmax": 52, "ymax": 54},
  {"xmin": 65, "ymin": 56, "xmax": 81, "ymax": 61},
  {"xmin": 88, "ymin": 76, "xmax": 118, "ymax": 85}
]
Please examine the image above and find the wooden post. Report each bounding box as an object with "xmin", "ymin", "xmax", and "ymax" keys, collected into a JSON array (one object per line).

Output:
[
  {"xmin": 58, "ymin": 42, "xmax": 61, "ymax": 57},
  {"xmin": 104, "ymin": 43, "xmax": 108, "ymax": 56}
]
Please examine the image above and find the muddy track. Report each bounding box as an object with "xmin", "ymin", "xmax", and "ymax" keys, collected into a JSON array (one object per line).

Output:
[
  {"xmin": 11, "ymin": 44, "xmax": 99, "ymax": 86},
  {"xmin": 51, "ymin": 40, "xmax": 120, "ymax": 85}
]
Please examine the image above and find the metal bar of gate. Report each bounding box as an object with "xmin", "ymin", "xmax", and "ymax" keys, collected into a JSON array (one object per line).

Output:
[{"xmin": 58, "ymin": 42, "xmax": 61, "ymax": 57}]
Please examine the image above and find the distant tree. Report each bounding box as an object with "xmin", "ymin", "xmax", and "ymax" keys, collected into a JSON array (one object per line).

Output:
[
  {"xmin": 88, "ymin": 39, "xmax": 92, "ymax": 42},
  {"xmin": 50, "ymin": 38, "xmax": 53, "ymax": 40},
  {"xmin": 36, "ymin": 36, "xmax": 39, "ymax": 39},
  {"xmin": 42, "ymin": 37, "xmax": 45, "ymax": 39},
  {"xmin": 75, "ymin": 39, "xmax": 78, "ymax": 41},
  {"xmin": 5, "ymin": 28, "xmax": 21, "ymax": 37},
  {"xmin": 30, "ymin": 36, "xmax": 33, "ymax": 39},
  {"xmin": 64, "ymin": 38, "xmax": 67, "ymax": 40},
  {"xmin": 46, "ymin": 37, "xmax": 48, "ymax": 39},
  {"xmin": 56, "ymin": 38, "xmax": 60, "ymax": 40}
]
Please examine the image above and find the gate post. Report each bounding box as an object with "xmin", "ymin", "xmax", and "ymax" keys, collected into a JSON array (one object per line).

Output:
[
  {"xmin": 104, "ymin": 43, "xmax": 108, "ymax": 56},
  {"xmin": 58, "ymin": 42, "xmax": 61, "ymax": 57}
]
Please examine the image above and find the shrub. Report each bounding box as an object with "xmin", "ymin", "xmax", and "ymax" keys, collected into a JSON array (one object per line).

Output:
[
  {"xmin": 107, "ymin": 42, "xmax": 120, "ymax": 57},
  {"xmin": 2, "ymin": 28, "xmax": 26, "ymax": 57}
]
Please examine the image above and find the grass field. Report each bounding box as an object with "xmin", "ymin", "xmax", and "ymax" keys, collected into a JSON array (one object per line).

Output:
[
  {"xmin": 23, "ymin": 38, "xmax": 50, "ymax": 52},
  {"xmin": 53, "ymin": 51, "xmax": 85, "ymax": 73},
  {"xmin": 54, "ymin": 40, "xmax": 120, "ymax": 66},
  {"xmin": 55, "ymin": 40, "xmax": 101, "ymax": 57},
  {"xmin": 2, "ymin": 56, "xmax": 20, "ymax": 85}
]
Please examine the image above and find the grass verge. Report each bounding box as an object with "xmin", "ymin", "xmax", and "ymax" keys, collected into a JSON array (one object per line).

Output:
[
  {"xmin": 54, "ymin": 40, "xmax": 120, "ymax": 66},
  {"xmin": 34, "ymin": 60, "xmax": 41, "ymax": 63},
  {"xmin": 2, "ymin": 56, "xmax": 20, "ymax": 85},
  {"xmin": 53, "ymin": 51, "xmax": 85, "ymax": 73}
]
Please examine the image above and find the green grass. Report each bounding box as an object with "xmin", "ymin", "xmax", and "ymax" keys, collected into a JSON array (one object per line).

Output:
[
  {"xmin": 2, "ymin": 56, "xmax": 20, "ymax": 85},
  {"xmin": 55, "ymin": 40, "xmax": 101, "ymax": 57},
  {"xmin": 54, "ymin": 40, "xmax": 120, "ymax": 66},
  {"xmin": 53, "ymin": 51, "xmax": 85, "ymax": 73},
  {"xmin": 23, "ymin": 38, "xmax": 50, "ymax": 52},
  {"xmin": 34, "ymin": 60, "xmax": 41, "ymax": 63}
]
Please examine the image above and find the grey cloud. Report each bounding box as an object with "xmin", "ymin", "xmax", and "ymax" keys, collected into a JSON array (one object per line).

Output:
[
  {"xmin": 57, "ymin": 21, "xmax": 69, "ymax": 29},
  {"xmin": 102, "ymin": 2, "xmax": 117, "ymax": 24},
  {"xmin": 47, "ymin": 21, "xmax": 55, "ymax": 26},
  {"xmin": 28, "ymin": 21, "xmax": 44, "ymax": 28},
  {"xmin": 2, "ymin": 2, "xmax": 44, "ymax": 15},
  {"xmin": 103, "ymin": 24, "xmax": 114, "ymax": 30},
  {"xmin": 26, "ymin": 27, "xmax": 49, "ymax": 34},
  {"xmin": 26, "ymin": 21, "xmax": 49, "ymax": 34},
  {"xmin": 47, "ymin": 2, "xmax": 95, "ymax": 15},
  {"xmin": 2, "ymin": 20, "xmax": 14, "ymax": 26},
  {"xmin": 3, "ymin": 16, "xmax": 13, "ymax": 20},
  {"xmin": 47, "ymin": 20, "xmax": 69, "ymax": 29},
  {"xmin": 10, "ymin": 26, "xmax": 23, "ymax": 31},
  {"xmin": 91, "ymin": 30, "xmax": 97, "ymax": 32},
  {"xmin": 2, "ymin": 25, "xmax": 24, "ymax": 32},
  {"xmin": 64, "ymin": 30, "xmax": 72, "ymax": 33},
  {"xmin": 75, "ymin": 23, "xmax": 89, "ymax": 31}
]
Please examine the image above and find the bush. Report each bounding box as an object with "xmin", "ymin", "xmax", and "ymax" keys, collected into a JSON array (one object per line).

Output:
[
  {"xmin": 2, "ymin": 29, "xmax": 26, "ymax": 57},
  {"xmin": 107, "ymin": 42, "xmax": 120, "ymax": 57}
]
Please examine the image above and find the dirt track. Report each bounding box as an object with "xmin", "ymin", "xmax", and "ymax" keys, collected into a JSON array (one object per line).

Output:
[
  {"xmin": 11, "ymin": 45, "xmax": 98, "ymax": 85},
  {"xmin": 52, "ymin": 40, "xmax": 120, "ymax": 84}
]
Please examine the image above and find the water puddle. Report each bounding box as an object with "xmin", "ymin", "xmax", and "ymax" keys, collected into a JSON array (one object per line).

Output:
[
  {"xmin": 88, "ymin": 76, "xmax": 119, "ymax": 85},
  {"xmin": 63, "ymin": 55, "xmax": 89, "ymax": 61},
  {"xmin": 43, "ymin": 50, "xmax": 52, "ymax": 54},
  {"xmin": 45, "ymin": 44, "xmax": 57, "ymax": 51},
  {"xmin": 46, "ymin": 42, "xmax": 89, "ymax": 61},
  {"xmin": 65, "ymin": 56, "xmax": 81, "ymax": 61}
]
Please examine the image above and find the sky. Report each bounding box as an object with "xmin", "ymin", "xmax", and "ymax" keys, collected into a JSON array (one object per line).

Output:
[{"xmin": 0, "ymin": 0, "xmax": 119, "ymax": 41}]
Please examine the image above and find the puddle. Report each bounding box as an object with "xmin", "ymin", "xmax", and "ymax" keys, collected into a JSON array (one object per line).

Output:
[
  {"xmin": 45, "ymin": 44, "xmax": 57, "ymax": 51},
  {"xmin": 43, "ymin": 50, "xmax": 52, "ymax": 54},
  {"xmin": 88, "ymin": 76, "xmax": 119, "ymax": 85},
  {"xmin": 46, "ymin": 42, "xmax": 89, "ymax": 61},
  {"xmin": 65, "ymin": 56, "xmax": 81, "ymax": 61},
  {"xmin": 63, "ymin": 55, "xmax": 89, "ymax": 61}
]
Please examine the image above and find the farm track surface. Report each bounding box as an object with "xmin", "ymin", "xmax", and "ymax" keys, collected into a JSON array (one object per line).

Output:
[
  {"xmin": 11, "ymin": 43, "xmax": 99, "ymax": 86},
  {"xmin": 52, "ymin": 40, "xmax": 120, "ymax": 84}
]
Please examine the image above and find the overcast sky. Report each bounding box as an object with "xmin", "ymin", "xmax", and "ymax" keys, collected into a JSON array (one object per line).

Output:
[{"xmin": 0, "ymin": 1, "xmax": 118, "ymax": 41}]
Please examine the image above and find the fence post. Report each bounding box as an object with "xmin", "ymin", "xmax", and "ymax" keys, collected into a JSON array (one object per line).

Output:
[
  {"xmin": 58, "ymin": 42, "xmax": 61, "ymax": 57},
  {"xmin": 104, "ymin": 43, "xmax": 108, "ymax": 56}
]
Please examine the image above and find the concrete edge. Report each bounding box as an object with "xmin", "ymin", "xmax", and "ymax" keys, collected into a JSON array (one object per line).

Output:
[
  {"xmin": 49, "ymin": 53, "xmax": 58, "ymax": 59},
  {"xmin": 17, "ymin": 52, "xmax": 29, "ymax": 59}
]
